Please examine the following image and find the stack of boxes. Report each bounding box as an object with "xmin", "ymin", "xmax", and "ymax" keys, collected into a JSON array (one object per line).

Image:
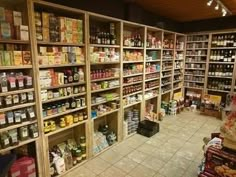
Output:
[
  {"xmin": 0, "ymin": 7, "xmax": 29, "ymax": 40},
  {"xmin": 125, "ymin": 109, "xmax": 140, "ymax": 135},
  {"xmin": 34, "ymin": 11, "xmax": 83, "ymax": 44}
]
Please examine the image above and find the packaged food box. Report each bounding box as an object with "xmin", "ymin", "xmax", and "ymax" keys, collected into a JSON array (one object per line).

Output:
[
  {"xmin": 13, "ymin": 51, "xmax": 23, "ymax": 65},
  {"xmin": 0, "ymin": 22, "xmax": 11, "ymax": 39},
  {"xmin": 13, "ymin": 11, "xmax": 22, "ymax": 26}
]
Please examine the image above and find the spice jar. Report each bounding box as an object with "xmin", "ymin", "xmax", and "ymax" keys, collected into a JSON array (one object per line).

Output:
[
  {"xmin": 9, "ymin": 129, "xmax": 19, "ymax": 146},
  {"xmin": 57, "ymin": 104, "xmax": 62, "ymax": 113},
  {"xmin": 0, "ymin": 132, "xmax": 10, "ymax": 148},
  {"xmin": 52, "ymin": 105, "xmax": 58, "ymax": 115},
  {"xmin": 6, "ymin": 111, "xmax": 14, "ymax": 125},
  {"xmin": 0, "ymin": 113, "xmax": 6, "ymax": 128},
  {"xmin": 61, "ymin": 103, "xmax": 66, "ymax": 112},
  {"xmin": 42, "ymin": 108, "xmax": 47, "ymax": 117},
  {"xmin": 78, "ymin": 113, "xmax": 83, "ymax": 121},
  {"xmin": 73, "ymin": 113, "xmax": 79, "ymax": 123},
  {"xmin": 47, "ymin": 106, "xmax": 52, "ymax": 116},
  {"xmin": 76, "ymin": 98, "xmax": 81, "ymax": 108},
  {"xmin": 60, "ymin": 118, "xmax": 66, "ymax": 128},
  {"xmin": 75, "ymin": 149, "xmax": 82, "ymax": 163},
  {"xmin": 29, "ymin": 124, "xmax": 39, "ymax": 138},
  {"xmin": 19, "ymin": 126, "xmax": 29, "ymax": 141}
]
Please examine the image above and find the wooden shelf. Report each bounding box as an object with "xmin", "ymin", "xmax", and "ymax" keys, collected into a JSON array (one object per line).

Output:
[
  {"xmin": 162, "ymin": 59, "xmax": 173, "ymax": 62},
  {"xmin": 145, "ymin": 78, "xmax": 160, "ymax": 82},
  {"xmin": 145, "ymin": 71, "xmax": 160, "ymax": 74},
  {"xmin": 0, "ymin": 88, "xmax": 34, "ymax": 97},
  {"xmin": 174, "ymin": 73, "xmax": 182, "ymax": 75},
  {"xmin": 39, "ymin": 63, "xmax": 85, "ymax": 68},
  {"xmin": 161, "ymin": 82, "xmax": 172, "ymax": 86},
  {"xmin": 186, "ymin": 55, "xmax": 207, "ymax": 57},
  {"xmin": 37, "ymin": 41, "xmax": 85, "ymax": 46},
  {"xmin": 43, "ymin": 106, "xmax": 87, "ymax": 121},
  {"xmin": 186, "ymin": 40, "xmax": 209, "ymax": 43},
  {"xmin": 0, "ymin": 138, "xmax": 38, "ymax": 154},
  {"xmin": 176, "ymin": 49, "xmax": 184, "ymax": 51},
  {"xmin": 125, "ymin": 132, "xmax": 136, "ymax": 139},
  {"xmin": 208, "ymin": 75, "xmax": 232, "ymax": 79},
  {"xmin": 185, "ymin": 61, "xmax": 206, "ymax": 64},
  {"xmin": 124, "ymin": 101, "xmax": 141, "ymax": 109},
  {"xmin": 91, "ymin": 97, "xmax": 119, "ymax": 107},
  {"xmin": 185, "ymin": 68, "xmax": 206, "ymax": 70},
  {"xmin": 45, "ymin": 120, "xmax": 87, "ymax": 137},
  {"xmin": 123, "ymin": 60, "xmax": 144, "ymax": 63},
  {"xmin": 0, "ymin": 120, "xmax": 37, "ymax": 133},
  {"xmin": 184, "ymin": 86, "xmax": 204, "ymax": 90},
  {"xmin": 162, "ymin": 68, "xmax": 172, "ymax": 72},
  {"xmin": 162, "ymin": 75, "xmax": 172, "ymax": 78},
  {"xmin": 146, "ymin": 48, "xmax": 162, "ymax": 50},
  {"xmin": 0, "ymin": 65, "xmax": 33, "ymax": 70},
  {"xmin": 185, "ymin": 74, "xmax": 205, "ymax": 77},
  {"xmin": 146, "ymin": 60, "xmax": 161, "ymax": 62},
  {"xmin": 91, "ymin": 62, "xmax": 120, "ymax": 65},
  {"xmin": 145, "ymin": 95, "xmax": 158, "ymax": 101},
  {"xmin": 163, "ymin": 48, "xmax": 174, "ymax": 50},
  {"xmin": 0, "ymin": 39, "xmax": 29, "ymax": 44},
  {"xmin": 123, "ymin": 81, "xmax": 143, "ymax": 87},
  {"xmin": 123, "ymin": 73, "xmax": 143, "ymax": 78},
  {"xmin": 42, "ymin": 93, "xmax": 86, "ymax": 104},
  {"xmin": 173, "ymin": 86, "xmax": 182, "ymax": 91},
  {"xmin": 123, "ymin": 90, "xmax": 142, "ymax": 98},
  {"xmin": 175, "ymin": 59, "xmax": 184, "ymax": 61},
  {"xmin": 209, "ymin": 62, "xmax": 235, "ymax": 64},
  {"xmin": 91, "ymin": 86, "xmax": 120, "ymax": 94},
  {"xmin": 93, "ymin": 142, "xmax": 118, "ymax": 157},
  {"xmin": 211, "ymin": 47, "xmax": 236, "ymax": 49},
  {"xmin": 145, "ymin": 86, "xmax": 159, "ymax": 92},
  {"xmin": 123, "ymin": 46, "xmax": 144, "ymax": 50},
  {"xmin": 41, "ymin": 82, "xmax": 86, "ymax": 90},
  {"xmin": 186, "ymin": 48, "xmax": 208, "ymax": 50},
  {"xmin": 0, "ymin": 103, "xmax": 35, "ymax": 112},
  {"xmin": 91, "ymin": 77, "xmax": 119, "ymax": 82},
  {"xmin": 185, "ymin": 80, "xmax": 204, "ymax": 83},
  {"xmin": 90, "ymin": 44, "xmax": 120, "ymax": 48},
  {"xmin": 161, "ymin": 89, "xmax": 172, "ymax": 95},
  {"xmin": 92, "ymin": 109, "xmax": 119, "ymax": 120},
  {"xmin": 207, "ymin": 89, "xmax": 229, "ymax": 93},
  {"xmin": 173, "ymin": 80, "xmax": 182, "ymax": 83},
  {"xmin": 174, "ymin": 68, "xmax": 182, "ymax": 70}
]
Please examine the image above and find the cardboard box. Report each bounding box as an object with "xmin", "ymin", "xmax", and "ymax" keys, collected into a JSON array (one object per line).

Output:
[
  {"xmin": 16, "ymin": 25, "xmax": 29, "ymax": 41},
  {"xmin": 42, "ymin": 12, "xmax": 49, "ymax": 28},
  {"xmin": 59, "ymin": 17, "xmax": 66, "ymax": 32},
  {"xmin": 0, "ymin": 22, "xmax": 11, "ymax": 39},
  {"xmin": 13, "ymin": 11, "xmax": 22, "ymax": 26},
  {"xmin": 42, "ymin": 27, "xmax": 49, "ymax": 41},
  {"xmin": 0, "ymin": 7, "xmax": 5, "ymax": 22},
  {"xmin": 3, "ymin": 51, "xmax": 13, "ymax": 66},
  {"xmin": 13, "ymin": 51, "xmax": 23, "ymax": 65}
]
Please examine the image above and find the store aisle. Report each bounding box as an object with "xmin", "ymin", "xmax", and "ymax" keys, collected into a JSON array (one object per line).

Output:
[{"xmin": 65, "ymin": 111, "xmax": 221, "ymax": 177}]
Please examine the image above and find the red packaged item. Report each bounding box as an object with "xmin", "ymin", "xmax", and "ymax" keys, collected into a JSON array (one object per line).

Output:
[{"xmin": 9, "ymin": 157, "xmax": 36, "ymax": 177}]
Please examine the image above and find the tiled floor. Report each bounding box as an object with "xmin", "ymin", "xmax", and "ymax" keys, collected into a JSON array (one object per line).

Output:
[{"xmin": 65, "ymin": 111, "xmax": 222, "ymax": 177}]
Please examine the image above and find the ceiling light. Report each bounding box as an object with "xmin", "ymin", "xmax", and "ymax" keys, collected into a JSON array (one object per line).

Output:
[
  {"xmin": 207, "ymin": 0, "xmax": 213, "ymax": 6},
  {"xmin": 215, "ymin": 4, "xmax": 219, "ymax": 10}
]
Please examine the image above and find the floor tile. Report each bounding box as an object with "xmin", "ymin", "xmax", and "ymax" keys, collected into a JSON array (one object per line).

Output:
[
  {"xmin": 84, "ymin": 157, "xmax": 111, "ymax": 175},
  {"xmin": 159, "ymin": 163, "xmax": 185, "ymax": 177},
  {"xmin": 127, "ymin": 150, "xmax": 150, "ymax": 163},
  {"xmin": 136, "ymin": 143, "xmax": 157, "ymax": 155},
  {"xmin": 64, "ymin": 166, "xmax": 96, "ymax": 177},
  {"xmin": 141, "ymin": 155, "xmax": 165, "ymax": 171},
  {"xmin": 114, "ymin": 157, "xmax": 139, "ymax": 173},
  {"xmin": 128, "ymin": 164, "xmax": 156, "ymax": 177},
  {"xmin": 112, "ymin": 142, "xmax": 134, "ymax": 156},
  {"xmin": 99, "ymin": 149, "xmax": 123, "ymax": 164},
  {"xmin": 99, "ymin": 166, "xmax": 126, "ymax": 177}
]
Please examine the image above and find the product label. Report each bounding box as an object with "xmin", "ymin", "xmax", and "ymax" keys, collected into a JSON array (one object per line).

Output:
[
  {"xmin": 4, "ymin": 138, "xmax": 9, "ymax": 145},
  {"xmin": 30, "ymin": 112, "xmax": 35, "ymax": 118}
]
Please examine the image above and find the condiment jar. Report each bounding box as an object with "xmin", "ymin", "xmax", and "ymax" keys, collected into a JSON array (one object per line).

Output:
[{"xmin": 60, "ymin": 118, "xmax": 66, "ymax": 128}]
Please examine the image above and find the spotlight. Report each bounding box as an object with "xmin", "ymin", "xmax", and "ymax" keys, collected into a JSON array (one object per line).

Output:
[
  {"xmin": 215, "ymin": 4, "xmax": 219, "ymax": 10},
  {"xmin": 222, "ymin": 8, "xmax": 227, "ymax": 16},
  {"xmin": 207, "ymin": 0, "xmax": 213, "ymax": 6}
]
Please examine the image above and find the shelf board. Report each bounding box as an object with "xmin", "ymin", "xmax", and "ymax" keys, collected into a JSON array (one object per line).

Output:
[
  {"xmin": 92, "ymin": 109, "xmax": 119, "ymax": 120},
  {"xmin": 124, "ymin": 101, "xmax": 141, "ymax": 109},
  {"xmin": 0, "ymin": 65, "xmax": 33, "ymax": 70},
  {"xmin": 0, "ymin": 39, "xmax": 29, "ymax": 44},
  {"xmin": 123, "ymin": 90, "xmax": 142, "ymax": 98},
  {"xmin": 37, "ymin": 41, "xmax": 85, "ymax": 46},
  {"xmin": 185, "ymin": 61, "xmax": 206, "ymax": 64},
  {"xmin": 174, "ymin": 68, "xmax": 182, "ymax": 70},
  {"xmin": 125, "ymin": 132, "xmax": 136, "ymax": 139},
  {"xmin": 123, "ymin": 81, "xmax": 143, "ymax": 87},
  {"xmin": 162, "ymin": 68, "xmax": 172, "ymax": 72},
  {"xmin": 173, "ymin": 86, "xmax": 182, "ymax": 91},
  {"xmin": 93, "ymin": 142, "xmax": 118, "ymax": 157},
  {"xmin": 91, "ymin": 77, "xmax": 119, "ymax": 82},
  {"xmin": 0, "ymin": 120, "xmax": 37, "ymax": 133},
  {"xmin": 39, "ymin": 63, "xmax": 85, "ymax": 68},
  {"xmin": 145, "ymin": 86, "xmax": 159, "ymax": 92},
  {"xmin": 0, "ymin": 102, "xmax": 35, "ymax": 112},
  {"xmin": 173, "ymin": 80, "xmax": 182, "ymax": 83},
  {"xmin": 162, "ymin": 59, "xmax": 173, "ymax": 62},
  {"xmin": 145, "ymin": 78, "xmax": 160, "ymax": 82},
  {"xmin": 123, "ymin": 60, "xmax": 144, "ymax": 63},
  {"xmin": 186, "ymin": 40, "xmax": 209, "ymax": 43},
  {"xmin": 145, "ymin": 71, "xmax": 160, "ymax": 74},
  {"xmin": 186, "ymin": 48, "xmax": 208, "ymax": 50},
  {"xmin": 146, "ymin": 48, "xmax": 162, "ymax": 50},
  {"xmin": 211, "ymin": 47, "xmax": 236, "ymax": 49},
  {"xmin": 91, "ymin": 62, "xmax": 120, "ymax": 65},
  {"xmin": 91, "ymin": 86, "xmax": 120, "ymax": 94},
  {"xmin": 185, "ymin": 68, "xmax": 206, "ymax": 70},
  {"xmin": 184, "ymin": 74, "xmax": 205, "ymax": 77},
  {"xmin": 145, "ymin": 95, "xmax": 158, "ymax": 101},
  {"xmin": 184, "ymin": 86, "xmax": 204, "ymax": 90},
  {"xmin": 146, "ymin": 60, "xmax": 161, "ymax": 62},
  {"xmin": 91, "ymin": 97, "xmax": 119, "ymax": 107},
  {"xmin": 42, "ymin": 93, "xmax": 86, "ymax": 104},
  {"xmin": 43, "ymin": 106, "xmax": 87, "ymax": 121},
  {"xmin": 123, "ymin": 46, "xmax": 144, "ymax": 50},
  {"xmin": 161, "ymin": 89, "xmax": 172, "ymax": 95},
  {"xmin": 0, "ymin": 138, "xmax": 38, "ymax": 154},
  {"xmin": 176, "ymin": 49, "xmax": 184, "ymax": 51},
  {"xmin": 175, "ymin": 59, "xmax": 184, "ymax": 61},
  {"xmin": 207, "ymin": 89, "xmax": 229, "ymax": 93},
  {"xmin": 208, "ymin": 75, "xmax": 232, "ymax": 79},
  {"xmin": 123, "ymin": 73, "xmax": 143, "ymax": 78},
  {"xmin": 56, "ymin": 160, "xmax": 87, "ymax": 177},
  {"xmin": 162, "ymin": 75, "xmax": 172, "ymax": 79},
  {"xmin": 174, "ymin": 73, "xmax": 182, "ymax": 76},
  {"xmin": 163, "ymin": 48, "xmax": 174, "ymax": 50},
  {"xmin": 0, "ymin": 88, "xmax": 34, "ymax": 97},
  {"xmin": 161, "ymin": 82, "xmax": 172, "ymax": 87},
  {"xmin": 185, "ymin": 80, "xmax": 204, "ymax": 83},
  {"xmin": 45, "ymin": 120, "xmax": 87, "ymax": 137},
  {"xmin": 90, "ymin": 44, "xmax": 120, "ymax": 48},
  {"xmin": 41, "ymin": 82, "xmax": 86, "ymax": 90},
  {"xmin": 186, "ymin": 55, "xmax": 207, "ymax": 57},
  {"xmin": 209, "ymin": 62, "xmax": 235, "ymax": 64}
]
